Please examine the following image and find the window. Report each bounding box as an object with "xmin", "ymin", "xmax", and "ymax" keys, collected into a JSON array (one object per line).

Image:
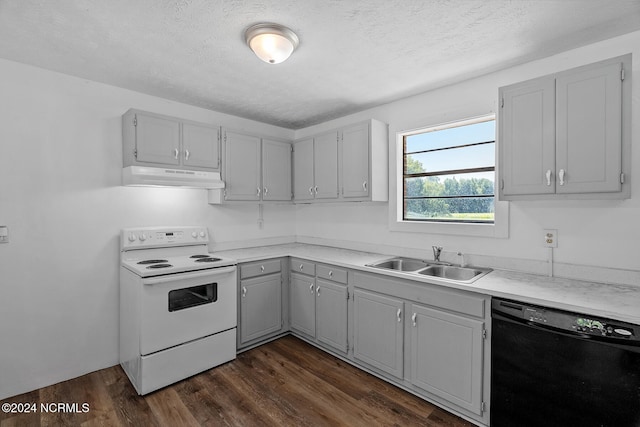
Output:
[{"xmin": 403, "ymin": 116, "xmax": 496, "ymax": 223}]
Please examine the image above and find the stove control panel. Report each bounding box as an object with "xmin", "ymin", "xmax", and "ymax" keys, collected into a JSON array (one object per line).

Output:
[{"xmin": 121, "ymin": 226, "xmax": 209, "ymax": 250}]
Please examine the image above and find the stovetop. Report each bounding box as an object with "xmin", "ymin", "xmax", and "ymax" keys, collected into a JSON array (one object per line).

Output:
[
  {"xmin": 121, "ymin": 252, "xmax": 237, "ymax": 277},
  {"xmin": 120, "ymin": 226, "xmax": 237, "ymax": 277}
]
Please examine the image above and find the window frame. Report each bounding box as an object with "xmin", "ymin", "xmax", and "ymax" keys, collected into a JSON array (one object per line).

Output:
[
  {"xmin": 389, "ymin": 114, "xmax": 509, "ymax": 238},
  {"xmin": 402, "ymin": 116, "xmax": 496, "ymax": 224}
]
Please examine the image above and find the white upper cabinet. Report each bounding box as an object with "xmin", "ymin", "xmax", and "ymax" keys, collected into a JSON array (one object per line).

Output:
[
  {"xmin": 341, "ymin": 122, "xmax": 370, "ymax": 198},
  {"xmin": 123, "ymin": 109, "xmax": 220, "ymax": 171},
  {"xmin": 182, "ymin": 122, "xmax": 220, "ymax": 170},
  {"xmin": 292, "ymin": 132, "xmax": 339, "ymax": 200},
  {"xmin": 499, "ymin": 55, "xmax": 630, "ymax": 200},
  {"xmin": 293, "ymin": 138, "xmax": 315, "ymax": 201},
  {"xmin": 293, "ymin": 119, "xmax": 388, "ymax": 203},
  {"xmin": 340, "ymin": 119, "xmax": 388, "ymax": 201},
  {"xmin": 222, "ymin": 129, "xmax": 292, "ymax": 202},
  {"xmin": 555, "ymin": 61, "xmax": 623, "ymax": 194},
  {"xmin": 313, "ymin": 131, "xmax": 340, "ymax": 199},
  {"xmin": 500, "ymin": 76, "xmax": 556, "ymax": 196},
  {"xmin": 223, "ymin": 130, "xmax": 261, "ymax": 201},
  {"xmin": 262, "ymin": 138, "xmax": 292, "ymax": 201}
]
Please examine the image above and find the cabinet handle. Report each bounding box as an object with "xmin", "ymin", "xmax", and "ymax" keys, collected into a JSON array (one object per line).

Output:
[
  {"xmin": 397, "ymin": 308, "xmax": 402, "ymax": 323},
  {"xmin": 309, "ymin": 187, "xmax": 314, "ymax": 196},
  {"xmin": 309, "ymin": 283, "xmax": 314, "ymax": 294},
  {"xmin": 316, "ymin": 286, "xmax": 320, "ymax": 297},
  {"xmin": 257, "ymin": 187, "xmax": 261, "ymax": 196},
  {"xmin": 545, "ymin": 169, "xmax": 552, "ymax": 186},
  {"xmin": 363, "ymin": 181, "xmax": 368, "ymax": 191},
  {"xmin": 260, "ymin": 265, "xmax": 265, "ymax": 272},
  {"xmin": 184, "ymin": 149, "xmax": 190, "ymax": 161},
  {"xmin": 411, "ymin": 313, "xmax": 417, "ymax": 327},
  {"xmin": 299, "ymin": 264, "xmax": 304, "ymax": 271},
  {"xmin": 242, "ymin": 286, "xmax": 247, "ymax": 298},
  {"xmin": 264, "ymin": 187, "xmax": 268, "ymax": 195},
  {"xmin": 314, "ymin": 186, "xmax": 318, "ymax": 194},
  {"xmin": 329, "ymin": 270, "xmax": 333, "ymax": 277},
  {"xmin": 173, "ymin": 148, "xmax": 179, "ymax": 159},
  {"xmin": 558, "ymin": 169, "xmax": 565, "ymax": 186}
]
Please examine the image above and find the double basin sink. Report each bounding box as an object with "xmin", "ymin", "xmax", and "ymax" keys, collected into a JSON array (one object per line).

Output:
[{"xmin": 367, "ymin": 257, "xmax": 491, "ymax": 284}]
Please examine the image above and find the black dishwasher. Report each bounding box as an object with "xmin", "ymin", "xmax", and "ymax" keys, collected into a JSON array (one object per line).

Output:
[{"xmin": 491, "ymin": 298, "xmax": 640, "ymax": 427}]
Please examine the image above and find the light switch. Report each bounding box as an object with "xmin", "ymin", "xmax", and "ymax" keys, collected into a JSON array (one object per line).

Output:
[{"xmin": 0, "ymin": 226, "xmax": 8, "ymax": 243}]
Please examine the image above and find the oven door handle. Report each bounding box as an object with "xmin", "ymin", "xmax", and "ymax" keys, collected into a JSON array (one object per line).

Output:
[{"xmin": 142, "ymin": 266, "xmax": 236, "ymax": 285}]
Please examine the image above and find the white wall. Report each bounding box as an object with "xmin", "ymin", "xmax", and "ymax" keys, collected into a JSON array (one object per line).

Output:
[
  {"xmin": 0, "ymin": 59, "xmax": 296, "ymax": 400},
  {"xmin": 294, "ymin": 30, "xmax": 640, "ymax": 278}
]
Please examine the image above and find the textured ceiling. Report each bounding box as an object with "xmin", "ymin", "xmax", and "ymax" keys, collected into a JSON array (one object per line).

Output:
[{"xmin": 0, "ymin": 1, "xmax": 639, "ymax": 129}]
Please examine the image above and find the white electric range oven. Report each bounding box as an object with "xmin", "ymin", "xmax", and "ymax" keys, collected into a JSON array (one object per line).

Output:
[{"xmin": 119, "ymin": 226, "xmax": 237, "ymax": 395}]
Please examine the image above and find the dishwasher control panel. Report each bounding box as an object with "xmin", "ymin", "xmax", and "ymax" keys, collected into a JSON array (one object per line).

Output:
[{"xmin": 493, "ymin": 299, "xmax": 638, "ymax": 342}]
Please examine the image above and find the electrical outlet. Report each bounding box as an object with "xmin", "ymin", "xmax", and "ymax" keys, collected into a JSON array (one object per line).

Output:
[
  {"xmin": 543, "ymin": 229, "xmax": 557, "ymax": 248},
  {"xmin": 0, "ymin": 226, "xmax": 8, "ymax": 243}
]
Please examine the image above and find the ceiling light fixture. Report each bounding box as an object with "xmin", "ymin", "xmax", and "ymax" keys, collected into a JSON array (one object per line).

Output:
[{"xmin": 245, "ymin": 23, "xmax": 299, "ymax": 64}]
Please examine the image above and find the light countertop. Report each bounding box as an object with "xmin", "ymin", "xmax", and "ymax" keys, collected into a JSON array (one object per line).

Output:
[{"xmin": 216, "ymin": 243, "xmax": 640, "ymax": 325}]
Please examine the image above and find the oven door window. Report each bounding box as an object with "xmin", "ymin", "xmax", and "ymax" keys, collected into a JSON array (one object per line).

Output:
[{"xmin": 168, "ymin": 283, "xmax": 217, "ymax": 312}]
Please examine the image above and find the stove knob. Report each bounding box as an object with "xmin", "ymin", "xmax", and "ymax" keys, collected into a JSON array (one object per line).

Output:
[
  {"xmin": 199, "ymin": 231, "xmax": 206, "ymax": 238},
  {"xmin": 128, "ymin": 233, "xmax": 137, "ymax": 242},
  {"xmin": 139, "ymin": 233, "xmax": 147, "ymax": 242},
  {"xmin": 191, "ymin": 231, "xmax": 198, "ymax": 238}
]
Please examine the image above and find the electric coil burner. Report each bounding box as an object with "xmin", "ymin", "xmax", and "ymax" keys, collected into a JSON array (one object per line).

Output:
[
  {"xmin": 119, "ymin": 226, "xmax": 237, "ymax": 395},
  {"xmin": 146, "ymin": 263, "xmax": 172, "ymax": 269},
  {"xmin": 195, "ymin": 257, "xmax": 222, "ymax": 263}
]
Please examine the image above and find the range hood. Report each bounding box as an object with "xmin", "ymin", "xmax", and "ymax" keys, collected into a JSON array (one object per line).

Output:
[{"xmin": 122, "ymin": 166, "xmax": 225, "ymax": 189}]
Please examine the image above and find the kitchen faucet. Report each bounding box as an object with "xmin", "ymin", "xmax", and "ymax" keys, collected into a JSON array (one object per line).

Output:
[{"xmin": 432, "ymin": 246, "xmax": 443, "ymax": 263}]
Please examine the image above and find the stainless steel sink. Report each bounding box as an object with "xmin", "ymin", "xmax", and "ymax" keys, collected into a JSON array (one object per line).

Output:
[
  {"xmin": 367, "ymin": 257, "xmax": 491, "ymax": 284},
  {"xmin": 367, "ymin": 257, "xmax": 429, "ymax": 272},
  {"xmin": 417, "ymin": 265, "xmax": 490, "ymax": 283}
]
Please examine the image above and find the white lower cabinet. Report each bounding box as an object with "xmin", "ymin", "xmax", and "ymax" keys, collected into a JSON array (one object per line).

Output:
[
  {"xmin": 352, "ymin": 271, "xmax": 489, "ymax": 425},
  {"xmin": 290, "ymin": 272, "xmax": 316, "ymax": 336},
  {"xmin": 315, "ymin": 278, "xmax": 348, "ymax": 353},
  {"xmin": 237, "ymin": 259, "xmax": 489, "ymax": 425},
  {"xmin": 240, "ymin": 274, "xmax": 282, "ymax": 344},
  {"xmin": 290, "ymin": 260, "xmax": 349, "ymax": 354},
  {"xmin": 409, "ymin": 303, "xmax": 485, "ymax": 416},
  {"xmin": 238, "ymin": 259, "xmax": 286, "ymax": 348},
  {"xmin": 353, "ymin": 289, "xmax": 404, "ymax": 379}
]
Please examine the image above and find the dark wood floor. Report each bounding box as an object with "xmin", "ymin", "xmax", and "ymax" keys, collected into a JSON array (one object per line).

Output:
[{"xmin": 1, "ymin": 335, "xmax": 473, "ymax": 426}]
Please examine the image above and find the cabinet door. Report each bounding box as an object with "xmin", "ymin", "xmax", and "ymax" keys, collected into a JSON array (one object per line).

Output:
[
  {"xmin": 262, "ymin": 139, "xmax": 292, "ymax": 201},
  {"xmin": 135, "ymin": 112, "xmax": 181, "ymax": 166},
  {"xmin": 182, "ymin": 122, "xmax": 220, "ymax": 170},
  {"xmin": 313, "ymin": 131, "xmax": 339, "ymax": 199},
  {"xmin": 500, "ymin": 76, "xmax": 556, "ymax": 196},
  {"xmin": 240, "ymin": 274, "xmax": 282, "ymax": 344},
  {"xmin": 410, "ymin": 304, "xmax": 484, "ymax": 416},
  {"xmin": 293, "ymin": 138, "xmax": 315, "ymax": 201},
  {"xmin": 223, "ymin": 130, "xmax": 261, "ymax": 201},
  {"xmin": 353, "ymin": 289, "xmax": 403, "ymax": 378},
  {"xmin": 315, "ymin": 279, "xmax": 348, "ymax": 353},
  {"xmin": 556, "ymin": 61, "xmax": 622, "ymax": 194},
  {"xmin": 290, "ymin": 273, "xmax": 316, "ymax": 337},
  {"xmin": 341, "ymin": 122, "xmax": 370, "ymax": 198}
]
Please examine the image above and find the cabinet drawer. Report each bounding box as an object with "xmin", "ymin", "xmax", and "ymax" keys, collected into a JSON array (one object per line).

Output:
[
  {"xmin": 316, "ymin": 264, "xmax": 348, "ymax": 284},
  {"xmin": 290, "ymin": 258, "xmax": 316, "ymax": 276},
  {"xmin": 240, "ymin": 259, "xmax": 282, "ymax": 279}
]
